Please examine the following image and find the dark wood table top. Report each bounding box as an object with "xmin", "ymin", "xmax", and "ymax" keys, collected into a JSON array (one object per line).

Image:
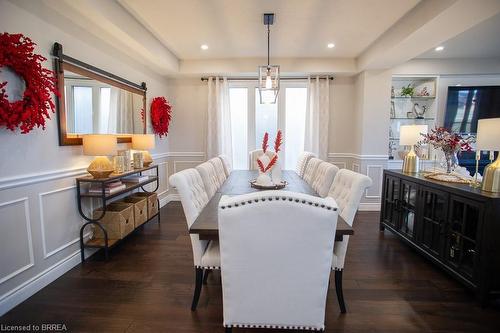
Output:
[{"xmin": 189, "ymin": 170, "xmax": 354, "ymax": 241}]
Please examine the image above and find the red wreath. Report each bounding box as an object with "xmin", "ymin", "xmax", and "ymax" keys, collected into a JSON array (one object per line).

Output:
[
  {"xmin": 150, "ymin": 96, "xmax": 172, "ymax": 138},
  {"xmin": 0, "ymin": 33, "xmax": 58, "ymax": 134}
]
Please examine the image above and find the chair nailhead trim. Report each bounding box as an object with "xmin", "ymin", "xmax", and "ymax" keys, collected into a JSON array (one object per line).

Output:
[
  {"xmin": 220, "ymin": 195, "xmax": 337, "ymax": 212},
  {"xmin": 225, "ymin": 324, "xmax": 324, "ymax": 330}
]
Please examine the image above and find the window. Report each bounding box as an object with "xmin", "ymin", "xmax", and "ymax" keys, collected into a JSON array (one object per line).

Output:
[
  {"xmin": 229, "ymin": 81, "xmax": 308, "ymax": 170},
  {"xmin": 229, "ymin": 88, "xmax": 248, "ymax": 170},
  {"xmin": 72, "ymin": 86, "xmax": 93, "ymax": 133},
  {"xmin": 284, "ymin": 87, "xmax": 307, "ymax": 169}
]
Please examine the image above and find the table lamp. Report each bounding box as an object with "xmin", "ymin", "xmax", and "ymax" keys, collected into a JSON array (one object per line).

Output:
[
  {"xmin": 82, "ymin": 134, "xmax": 117, "ymax": 178},
  {"xmin": 477, "ymin": 118, "xmax": 500, "ymax": 192},
  {"xmin": 132, "ymin": 134, "xmax": 155, "ymax": 167},
  {"xmin": 400, "ymin": 124, "xmax": 428, "ymax": 173}
]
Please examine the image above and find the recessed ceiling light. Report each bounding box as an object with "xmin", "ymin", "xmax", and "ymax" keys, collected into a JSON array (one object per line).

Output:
[
  {"xmin": 327, "ymin": 43, "xmax": 335, "ymax": 49},
  {"xmin": 435, "ymin": 46, "xmax": 444, "ymax": 52},
  {"xmin": 201, "ymin": 44, "xmax": 209, "ymax": 50}
]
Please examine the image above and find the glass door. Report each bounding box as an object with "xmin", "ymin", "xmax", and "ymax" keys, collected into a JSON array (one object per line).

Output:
[
  {"xmin": 418, "ymin": 186, "xmax": 448, "ymax": 258},
  {"xmin": 399, "ymin": 180, "xmax": 418, "ymax": 239},
  {"xmin": 382, "ymin": 175, "xmax": 400, "ymax": 229}
]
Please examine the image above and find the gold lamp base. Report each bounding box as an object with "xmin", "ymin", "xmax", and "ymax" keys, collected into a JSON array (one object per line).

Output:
[
  {"xmin": 142, "ymin": 151, "xmax": 153, "ymax": 167},
  {"xmin": 402, "ymin": 146, "xmax": 419, "ymax": 174},
  {"xmin": 88, "ymin": 156, "xmax": 114, "ymax": 179},
  {"xmin": 482, "ymin": 155, "xmax": 500, "ymax": 192}
]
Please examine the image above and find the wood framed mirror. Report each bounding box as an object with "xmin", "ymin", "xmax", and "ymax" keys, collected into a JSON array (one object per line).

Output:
[{"xmin": 52, "ymin": 43, "xmax": 147, "ymax": 146}]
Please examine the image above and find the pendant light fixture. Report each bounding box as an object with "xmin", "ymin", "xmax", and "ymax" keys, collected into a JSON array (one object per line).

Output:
[{"xmin": 258, "ymin": 13, "xmax": 280, "ymax": 104}]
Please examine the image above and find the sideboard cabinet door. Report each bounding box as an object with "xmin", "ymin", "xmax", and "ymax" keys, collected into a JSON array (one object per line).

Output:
[
  {"xmin": 445, "ymin": 195, "xmax": 484, "ymax": 281},
  {"xmin": 399, "ymin": 180, "xmax": 419, "ymax": 240},
  {"xmin": 417, "ymin": 186, "xmax": 448, "ymax": 259},
  {"xmin": 382, "ymin": 174, "xmax": 401, "ymax": 229}
]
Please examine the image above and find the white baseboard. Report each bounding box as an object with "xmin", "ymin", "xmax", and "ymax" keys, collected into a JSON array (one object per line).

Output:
[
  {"xmin": 0, "ymin": 250, "xmax": 82, "ymax": 316},
  {"xmin": 359, "ymin": 203, "xmax": 381, "ymax": 211}
]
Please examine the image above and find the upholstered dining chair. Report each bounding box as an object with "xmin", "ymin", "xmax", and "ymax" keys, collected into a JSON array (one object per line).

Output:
[
  {"xmin": 169, "ymin": 168, "xmax": 220, "ymax": 311},
  {"xmin": 219, "ymin": 155, "xmax": 232, "ymax": 176},
  {"xmin": 296, "ymin": 152, "xmax": 315, "ymax": 178},
  {"xmin": 311, "ymin": 161, "xmax": 339, "ymax": 197},
  {"xmin": 209, "ymin": 157, "xmax": 227, "ymax": 185},
  {"xmin": 248, "ymin": 149, "xmax": 275, "ymax": 170},
  {"xmin": 303, "ymin": 157, "xmax": 322, "ymax": 185},
  {"xmin": 327, "ymin": 169, "xmax": 372, "ymax": 313},
  {"xmin": 218, "ymin": 191, "xmax": 338, "ymax": 332},
  {"xmin": 196, "ymin": 161, "xmax": 220, "ymax": 198}
]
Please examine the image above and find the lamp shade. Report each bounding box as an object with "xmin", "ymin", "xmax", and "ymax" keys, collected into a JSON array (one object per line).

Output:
[
  {"xmin": 399, "ymin": 125, "xmax": 428, "ymax": 146},
  {"xmin": 132, "ymin": 134, "xmax": 155, "ymax": 150},
  {"xmin": 82, "ymin": 135, "xmax": 117, "ymax": 156},
  {"xmin": 477, "ymin": 118, "xmax": 500, "ymax": 151}
]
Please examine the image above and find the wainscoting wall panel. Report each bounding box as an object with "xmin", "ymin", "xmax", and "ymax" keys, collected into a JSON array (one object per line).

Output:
[
  {"xmin": 328, "ymin": 153, "xmax": 387, "ymax": 211},
  {"xmin": 0, "ymin": 197, "xmax": 34, "ymax": 285}
]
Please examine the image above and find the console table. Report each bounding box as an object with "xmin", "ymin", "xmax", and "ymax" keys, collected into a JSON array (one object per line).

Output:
[
  {"xmin": 380, "ymin": 170, "xmax": 500, "ymax": 304},
  {"xmin": 76, "ymin": 165, "xmax": 160, "ymax": 262}
]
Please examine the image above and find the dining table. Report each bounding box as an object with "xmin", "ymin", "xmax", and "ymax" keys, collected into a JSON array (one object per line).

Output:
[{"xmin": 189, "ymin": 170, "xmax": 354, "ymax": 241}]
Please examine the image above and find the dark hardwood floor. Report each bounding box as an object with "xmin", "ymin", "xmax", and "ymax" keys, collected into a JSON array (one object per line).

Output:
[{"xmin": 1, "ymin": 202, "xmax": 499, "ymax": 332}]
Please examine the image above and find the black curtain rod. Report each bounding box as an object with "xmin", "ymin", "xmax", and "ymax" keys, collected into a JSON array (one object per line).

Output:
[{"xmin": 201, "ymin": 76, "xmax": 334, "ymax": 82}]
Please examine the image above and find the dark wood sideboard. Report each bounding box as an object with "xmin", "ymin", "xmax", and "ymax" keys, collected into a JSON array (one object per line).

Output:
[{"xmin": 380, "ymin": 169, "xmax": 500, "ymax": 304}]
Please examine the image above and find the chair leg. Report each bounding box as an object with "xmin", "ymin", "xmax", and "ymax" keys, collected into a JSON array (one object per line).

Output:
[
  {"xmin": 191, "ymin": 267, "xmax": 204, "ymax": 311},
  {"xmin": 203, "ymin": 269, "xmax": 211, "ymax": 285},
  {"xmin": 225, "ymin": 327, "xmax": 232, "ymax": 333},
  {"xmin": 335, "ymin": 269, "xmax": 347, "ymax": 313}
]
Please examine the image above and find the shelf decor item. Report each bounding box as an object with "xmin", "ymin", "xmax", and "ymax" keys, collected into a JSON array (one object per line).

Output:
[
  {"xmin": 150, "ymin": 96, "xmax": 172, "ymax": 138},
  {"xmin": 132, "ymin": 134, "xmax": 155, "ymax": 166},
  {"xmin": 400, "ymin": 125, "xmax": 428, "ymax": 173},
  {"xmin": 0, "ymin": 32, "xmax": 59, "ymax": 133},
  {"xmin": 133, "ymin": 152, "xmax": 144, "ymax": 169},
  {"xmin": 477, "ymin": 118, "xmax": 500, "ymax": 192},
  {"xmin": 420, "ymin": 127, "xmax": 474, "ymax": 174},
  {"xmin": 400, "ymin": 84, "xmax": 414, "ymax": 97},
  {"xmin": 117, "ymin": 149, "xmax": 132, "ymax": 172},
  {"xmin": 82, "ymin": 134, "xmax": 117, "ymax": 178}
]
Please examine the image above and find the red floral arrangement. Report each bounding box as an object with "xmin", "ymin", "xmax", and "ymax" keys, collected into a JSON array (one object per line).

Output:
[
  {"xmin": 150, "ymin": 96, "xmax": 172, "ymax": 138},
  {"xmin": 257, "ymin": 130, "xmax": 282, "ymax": 173},
  {"xmin": 419, "ymin": 127, "xmax": 474, "ymax": 154},
  {"xmin": 0, "ymin": 33, "xmax": 58, "ymax": 133}
]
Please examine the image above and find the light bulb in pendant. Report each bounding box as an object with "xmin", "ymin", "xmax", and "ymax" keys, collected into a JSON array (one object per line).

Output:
[{"xmin": 265, "ymin": 74, "xmax": 272, "ymax": 89}]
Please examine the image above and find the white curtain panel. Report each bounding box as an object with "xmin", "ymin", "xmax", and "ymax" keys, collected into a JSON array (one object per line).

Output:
[
  {"xmin": 207, "ymin": 77, "xmax": 233, "ymax": 159},
  {"xmin": 305, "ymin": 77, "xmax": 330, "ymax": 160}
]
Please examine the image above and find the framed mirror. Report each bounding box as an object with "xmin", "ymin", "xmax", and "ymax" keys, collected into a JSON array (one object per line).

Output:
[{"xmin": 53, "ymin": 43, "xmax": 147, "ymax": 145}]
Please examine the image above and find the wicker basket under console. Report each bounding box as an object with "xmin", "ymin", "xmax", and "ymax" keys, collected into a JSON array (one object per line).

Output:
[
  {"xmin": 92, "ymin": 202, "xmax": 135, "ymax": 240},
  {"xmin": 130, "ymin": 192, "xmax": 158, "ymax": 219},
  {"xmin": 119, "ymin": 196, "xmax": 148, "ymax": 228}
]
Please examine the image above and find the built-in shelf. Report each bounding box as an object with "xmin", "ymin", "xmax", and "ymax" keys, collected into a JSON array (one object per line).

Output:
[
  {"xmin": 391, "ymin": 96, "xmax": 436, "ymax": 99},
  {"xmin": 390, "ymin": 117, "xmax": 435, "ymax": 120},
  {"xmin": 389, "ymin": 76, "xmax": 438, "ymax": 161}
]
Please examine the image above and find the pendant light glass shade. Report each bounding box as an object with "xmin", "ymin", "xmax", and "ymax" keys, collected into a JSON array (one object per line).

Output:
[{"xmin": 258, "ymin": 65, "xmax": 280, "ymax": 104}]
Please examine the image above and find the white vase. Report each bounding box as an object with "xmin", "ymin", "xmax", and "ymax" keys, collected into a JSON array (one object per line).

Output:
[{"xmin": 256, "ymin": 173, "xmax": 273, "ymax": 186}]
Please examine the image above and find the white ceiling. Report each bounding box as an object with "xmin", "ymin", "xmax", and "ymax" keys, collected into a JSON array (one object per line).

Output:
[
  {"xmin": 417, "ymin": 13, "xmax": 500, "ymax": 59},
  {"xmin": 119, "ymin": 0, "xmax": 420, "ymax": 59}
]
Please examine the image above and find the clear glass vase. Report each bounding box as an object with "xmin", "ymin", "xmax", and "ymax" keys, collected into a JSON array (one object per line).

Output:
[{"xmin": 442, "ymin": 150, "xmax": 459, "ymax": 173}]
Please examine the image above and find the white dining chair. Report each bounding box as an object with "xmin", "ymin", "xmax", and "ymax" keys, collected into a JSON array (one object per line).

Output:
[
  {"xmin": 218, "ymin": 191, "xmax": 338, "ymax": 332},
  {"xmin": 248, "ymin": 149, "xmax": 275, "ymax": 170},
  {"xmin": 303, "ymin": 157, "xmax": 322, "ymax": 185},
  {"xmin": 219, "ymin": 155, "xmax": 232, "ymax": 176},
  {"xmin": 327, "ymin": 169, "xmax": 372, "ymax": 313},
  {"xmin": 209, "ymin": 157, "xmax": 227, "ymax": 185},
  {"xmin": 311, "ymin": 161, "xmax": 339, "ymax": 197},
  {"xmin": 169, "ymin": 168, "xmax": 220, "ymax": 311},
  {"xmin": 296, "ymin": 152, "xmax": 315, "ymax": 178},
  {"xmin": 196, "ymin": 161, "xmax": 220, "ymax": 198}
]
